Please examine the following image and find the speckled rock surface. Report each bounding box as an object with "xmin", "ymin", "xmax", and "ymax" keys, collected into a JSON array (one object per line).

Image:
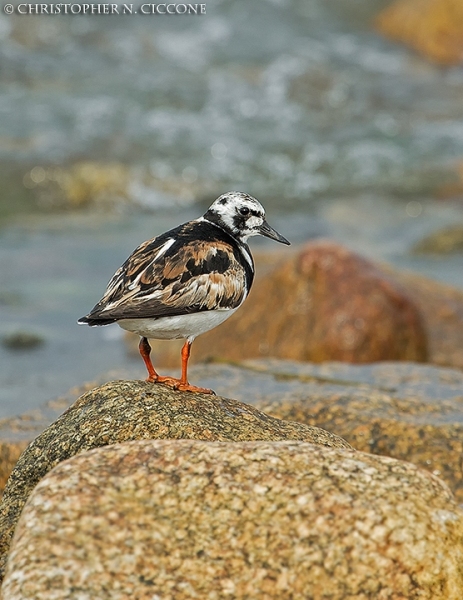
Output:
[
  {"xmin": 138, "ymin": 241, "xmax": 427, "ymax": 366},
  {"xmin": 2, "ymin": 440, "xmax": 463, "ymax": 599},
  {"xmin": 242, "ymin": 359, "xmax": 463, "ymax": 502},
  {"xmin": 0, "ymin": 380, "xmax": 350, "ymax": 582},
  {"xmin": 2, "ymin": 359, "xmax": 463, "ymax": 502},
  {"xmin": 375, "ymin": 0, "xmax": 463, "ymax": 66},
  {"xmin": 0, "ymin": 444, "xmax": 27, "ymax": 501},
  {"xmin": 2, "ymin": 359, "xmax": 463, "ymax": 501}
]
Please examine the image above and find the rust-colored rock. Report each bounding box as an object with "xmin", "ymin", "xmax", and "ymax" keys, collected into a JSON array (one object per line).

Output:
[
  {"xmin": 375, "ymin": 0, "xmax": 463, "ymax": 66},
  {"xmin": 391, "ymin": 269, "xmax": 463, "ymax": 369},
  {"xmin": 126, "ymin": 246, "xmax": 463, "ymax": 370},
  {"xmin": 164, "ymin": 241, "xmax": 427, "ymax": 364}
]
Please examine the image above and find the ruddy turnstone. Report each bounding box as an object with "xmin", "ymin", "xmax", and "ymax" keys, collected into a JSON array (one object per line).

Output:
[{"xmin": 78, "ymin": 191, "xmax": 290, "ymax": 394}]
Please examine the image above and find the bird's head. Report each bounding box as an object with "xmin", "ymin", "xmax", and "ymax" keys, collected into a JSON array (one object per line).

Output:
[{"xmin": 203, "ymin": 191, "xmax": 290, "ymax": 245}]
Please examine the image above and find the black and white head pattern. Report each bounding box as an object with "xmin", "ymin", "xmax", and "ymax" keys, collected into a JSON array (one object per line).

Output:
[
  {"xmin": 203, "ymin": 191, "xmax": 267, "ymax": 242},
  {"xmin": 203, "ymin": 191, "xmax": 290, "ymax": 246}
]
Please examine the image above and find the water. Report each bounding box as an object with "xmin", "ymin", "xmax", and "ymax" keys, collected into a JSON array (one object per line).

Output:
[
  {"xmin": 1, "ymin": 0, "xmax": 463, "ymax": 417},
  {"xmin": 2, "ymin": 0, "xmax": 463, "ymax": 202}
]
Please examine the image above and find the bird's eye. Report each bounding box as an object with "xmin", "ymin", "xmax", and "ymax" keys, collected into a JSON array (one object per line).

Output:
[{"xmin": 239, "ymin": 207, "xmax": 250, "ymax": 216}]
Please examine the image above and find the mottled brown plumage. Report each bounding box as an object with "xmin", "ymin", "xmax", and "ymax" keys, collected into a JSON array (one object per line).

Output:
[{"xmin": 84, "ymin": 233, "xmax": 250, "ymax": 323}]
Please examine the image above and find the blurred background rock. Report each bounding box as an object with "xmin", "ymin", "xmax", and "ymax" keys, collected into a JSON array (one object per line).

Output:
[
  {"xmin": 376, "ymin": 0, "xmax": 463, "ymax": 66},
  {"xmin": 1, "ymin": 0, "xmax": 463, "ymax": 417}
]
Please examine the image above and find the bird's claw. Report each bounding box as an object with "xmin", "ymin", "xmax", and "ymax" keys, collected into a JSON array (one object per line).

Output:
[{"xmin": 146, "ymin": 375, "xmax": 214, "ymax": 395}]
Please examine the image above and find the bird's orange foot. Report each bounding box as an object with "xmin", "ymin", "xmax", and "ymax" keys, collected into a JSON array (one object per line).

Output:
[
  {"xmin": 146, "ymin": 374, "xmax": 178, "ymax": 386},
  {"xmin": 147, "ymin": 375, "xmax": 215, "ymax": 395},
  {"xmin": 175, "ymin": 382, "xmax": 215, "ymax": 395}
]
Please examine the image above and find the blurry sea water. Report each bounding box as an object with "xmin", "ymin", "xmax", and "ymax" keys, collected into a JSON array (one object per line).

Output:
[{"xmin": 1, "ymin": 0, "xmax": 463, "ymax": 416}]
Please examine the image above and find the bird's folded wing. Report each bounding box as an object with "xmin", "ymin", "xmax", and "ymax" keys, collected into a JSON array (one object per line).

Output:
[{"xmin": 84, "ymin": 235, "xmax": 247, "ymax": 322}]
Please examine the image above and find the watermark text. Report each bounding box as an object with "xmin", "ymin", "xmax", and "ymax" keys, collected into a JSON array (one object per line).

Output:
[{"xmin": 3, "ymin": 3, "xmax": 206, "ymax": 15}]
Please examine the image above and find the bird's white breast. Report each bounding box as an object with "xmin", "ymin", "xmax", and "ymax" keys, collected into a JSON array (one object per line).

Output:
[{"xmin": 117, "ymin": 308, "xmax": 237, "ymax": 341}]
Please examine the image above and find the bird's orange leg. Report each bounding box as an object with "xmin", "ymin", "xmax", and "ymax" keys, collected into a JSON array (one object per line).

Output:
[
  {"xmin": 139, "ymin": 337, "xmax": 161, "ymax": 382},
  {"xmin": 180, "ymin": 339, "xmax": 191, "ymax": 385},
  {"xmin": 139, "ymin": 336, "xmax": 178, "ymax": 386},
  {"xmin": 175, "ymin": 340, "xmax": 215, "ymax": 394},
  {"xmin": 139, "ymin": 337, "xmax": 214, "ymax": 394}
]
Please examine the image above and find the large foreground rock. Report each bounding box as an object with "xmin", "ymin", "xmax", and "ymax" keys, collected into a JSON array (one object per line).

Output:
[
  {"xmin": 2, "ymin": 440, "xmax": 463, "ymax": 599},
  {"xmin": 2, "ymin": 359, "xmax": 463, "ymax": 501},
  {"xmin": 0, "ymin": 380, "xmax": 350, "ymax": 582},
  {"xmin": 2, "ymin": 359, "xmax": 463, "ymax": 503}
]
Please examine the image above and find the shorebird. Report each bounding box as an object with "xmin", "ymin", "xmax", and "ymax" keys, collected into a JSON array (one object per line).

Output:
[{"xmin": 78, "ymin": 191, "xmax": 290, "ymax": 393}]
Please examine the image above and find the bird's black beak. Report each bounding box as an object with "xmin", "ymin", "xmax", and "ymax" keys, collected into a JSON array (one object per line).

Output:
[{"xmin": 258, "ymin": 220, "xmax": 290, "ymax": 245}]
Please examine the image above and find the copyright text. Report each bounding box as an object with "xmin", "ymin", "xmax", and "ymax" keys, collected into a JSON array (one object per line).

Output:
[{"xmin": 3, "ymin": 3, "xmax": 206, "ymax": 15}]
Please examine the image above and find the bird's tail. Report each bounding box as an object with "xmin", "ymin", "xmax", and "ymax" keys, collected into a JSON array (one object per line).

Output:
[{"xmin": 77, "ymin": 314, "xmax": 116, "ymax": 326}]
